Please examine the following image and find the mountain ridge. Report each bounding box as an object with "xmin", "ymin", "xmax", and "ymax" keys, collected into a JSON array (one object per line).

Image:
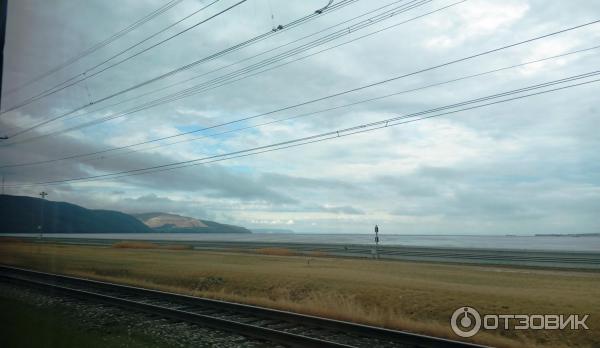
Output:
[
  {"xmin": 0, "ymin": 195, "xmax": 250, "ymax": 234},
  {"xmin": 0, "ymin": 194, "xmax": 150, "ymax": 233}
]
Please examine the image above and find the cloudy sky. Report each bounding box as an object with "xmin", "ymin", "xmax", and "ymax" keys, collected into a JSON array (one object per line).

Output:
[{"xmin": 1, "ymin": 0, "xmax": 599, "ymax": 234}]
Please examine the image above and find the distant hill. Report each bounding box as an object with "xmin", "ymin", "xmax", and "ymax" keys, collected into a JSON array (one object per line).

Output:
[
  {"xmin": 133, "ymin": 212, "xmax": 251, "ymax": 234},
  {"xmin": 0, "ymin": 195, "xmax": 151, "ymax": 233}
]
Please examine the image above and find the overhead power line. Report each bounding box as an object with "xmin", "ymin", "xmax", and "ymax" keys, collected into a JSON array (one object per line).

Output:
[
  {"xmin": 0, "ymin": 0, "xmax": 353, "ymax": 119},
  {"xmin": 2, "ymin": 0, "xmax": 410, "ymax": 140},
  {"xmin": 4, "ymin": 0, "xmax": 458, "ymax": 141},
  {"xmin": 1, "ymin": 0, "xmax": 364, "ymax": 138},
  {"xmin": 40, "ymin": 0, "xmax": 414, "ymax": 133},
  {"xmin": 0, "ymin": 0, "xmax": 242, "ymax": 115},
  {"xmin": 75, "ymin": 44, "xmax": 600, "ymax": 164},
  {"xmin": 3, "ymin": 43, "xmax": 598, "ymax": 169},
  {"xmin": 1, "ymin": 0, "xmax": 186, "ymax": 97},
  {"xmin": 5, "ymin": 15, "xmax": 597, "ymax": 147},
  {"xmin": 5, "ymin": 71, "xmax": 599, "ymax": 188}
]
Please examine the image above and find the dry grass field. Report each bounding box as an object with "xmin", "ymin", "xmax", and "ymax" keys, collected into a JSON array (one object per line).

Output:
[
  {"xmin": 0, "ymin": 241, "xmax": 598, "ymax": 348},
  {"xmin": 112, "ymin": 241, "xmax": 193, "ymax": 250}
]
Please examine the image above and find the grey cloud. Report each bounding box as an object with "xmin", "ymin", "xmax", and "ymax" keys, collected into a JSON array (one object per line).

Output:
[
  {"xmin": 375, "ymin": 174, "xmax": 442, "ymax": 197},
  {"xmin": 319, "ymin": 205, "xmax": 365, "ymax": 215},
  {"xmin": 2, "ymin": 0, "xmax": 599, "ymax": 234},
  {"xmin": 1, "ymin": 120, "xmax": 296, "ymax": 205},
  {"xmin": 260, "ymin": 172, "xmax": 356, "ymax": 190}
]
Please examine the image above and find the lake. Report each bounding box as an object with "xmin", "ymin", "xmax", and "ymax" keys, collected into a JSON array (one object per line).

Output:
[{"xmin": 3, "ymin": 233, "xmax": 600, "ymax": 252}]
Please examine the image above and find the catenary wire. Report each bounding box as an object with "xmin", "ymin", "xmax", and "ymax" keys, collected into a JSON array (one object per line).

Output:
[
  {"xmin": 0, "ymin": 0, "xmax": 353, "ymax": 119},
  {"xmin": 5, "ymin": 71, "xmax": 599, "ymax": 187},
  {"xmin": 0, "ymin": 0, "xmax": 242, "ymax": 115},
  {"xmin": 0, "ymin": 0, "xmax": 381, "ymax": 137},
  {"xmin": 2, "ymin": 44, "xmax": 598, "ymax": 169},
  {"xmin": 40, "ymin": 0, "xmax": 416, "ymax": 132},
  {"xmin": 4, "ymin": 0, "xmax": 458, "ymax": 141},
  {"xmin": 1, "ymin": 0, "xmax": 186, "ymax": 97},
  {"xmin": 5, "ymin": 15, "xmax": 596, "ymax": 147}
]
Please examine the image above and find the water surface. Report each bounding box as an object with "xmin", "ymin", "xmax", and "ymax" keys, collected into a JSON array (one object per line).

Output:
[{"xmin": 3, "ymin": 233, "xmax": 600, "ymax": 252}]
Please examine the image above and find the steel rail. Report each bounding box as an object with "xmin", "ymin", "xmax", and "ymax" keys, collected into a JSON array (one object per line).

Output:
[{"xmin": 0, "ymin": 265, "xmax": 485, "ymax": 348}]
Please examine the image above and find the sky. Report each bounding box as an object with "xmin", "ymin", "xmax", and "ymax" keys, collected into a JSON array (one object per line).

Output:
[{"xmin": 1, "ymin": 0, "xmax": 599, "ymax": 235}]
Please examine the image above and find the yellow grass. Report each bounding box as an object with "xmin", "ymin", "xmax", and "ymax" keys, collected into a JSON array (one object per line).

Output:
[
  {"xmin": 255, "ymin": 247, "xmax": 299, "ymax": 256},
  {"xmin": 0, "ymin": 241, "xmax": 598, "ymax": 348},
  {"xmin": 112, "ymin": 241, "xmax": 192, "ymax": 250}
]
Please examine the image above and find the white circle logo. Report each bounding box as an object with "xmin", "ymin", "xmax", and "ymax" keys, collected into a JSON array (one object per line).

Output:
[{"xmin": 451, "ymin": 306, "xmax": 482, "ymax": 337}]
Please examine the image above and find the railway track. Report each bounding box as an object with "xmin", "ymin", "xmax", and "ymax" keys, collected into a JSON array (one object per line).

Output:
[{"xmin": 0, "ymin": 265, "xmax": 485, "ymax": 348}]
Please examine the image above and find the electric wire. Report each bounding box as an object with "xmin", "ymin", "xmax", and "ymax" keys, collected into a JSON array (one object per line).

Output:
[
  {"xmin": 3, "ymin": 44, "xmax": 598, "ymax": 169},
  {"xmin": 1, "ymin": 0, "xmax": 354, "ymax": 120},
  {"xmin": 5, "ymin": 0, "xmax": 457, "ymax": 142},
  {"xmin": 5, "ymin": 15, "xmax": 597, "ymax": 148},
  {"xmin": 5, "ymin": 70, "xmax": 599, "ymax": 187},
  {"xmin": 1, "ymin": 0, "xmax": 363, "ymax": 137},
  {"xmin": 9, "ymin": 74, "xmax": 600, "ymax": 187},
  {"xmin": 42, "ymin": 0, "xmax": 415, "ymax": 133},
  {"xmin": 76, "ymin": 44, "xmax": 600, "ymax": 164},
  {"xmin": 0, "ymin": 0, "xmax": 242, "ymax": 115},
  {"xmin": 1, "ymin": 0, "xmax": 186, "ymax": 97}
]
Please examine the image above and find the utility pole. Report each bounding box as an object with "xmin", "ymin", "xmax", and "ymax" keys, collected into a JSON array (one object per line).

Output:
[{"xmin": 39, "ymin": 191, "xmax": 48, "ymax": 240}]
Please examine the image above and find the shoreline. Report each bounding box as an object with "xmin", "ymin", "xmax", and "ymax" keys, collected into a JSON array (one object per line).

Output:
[
  {"xmin": 1, "ymin": 232, "xmax": 600, "ymax": 251},
  {"xmin": 3, "ymin": 236, "xmax": 600, "ymax": 270}
]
